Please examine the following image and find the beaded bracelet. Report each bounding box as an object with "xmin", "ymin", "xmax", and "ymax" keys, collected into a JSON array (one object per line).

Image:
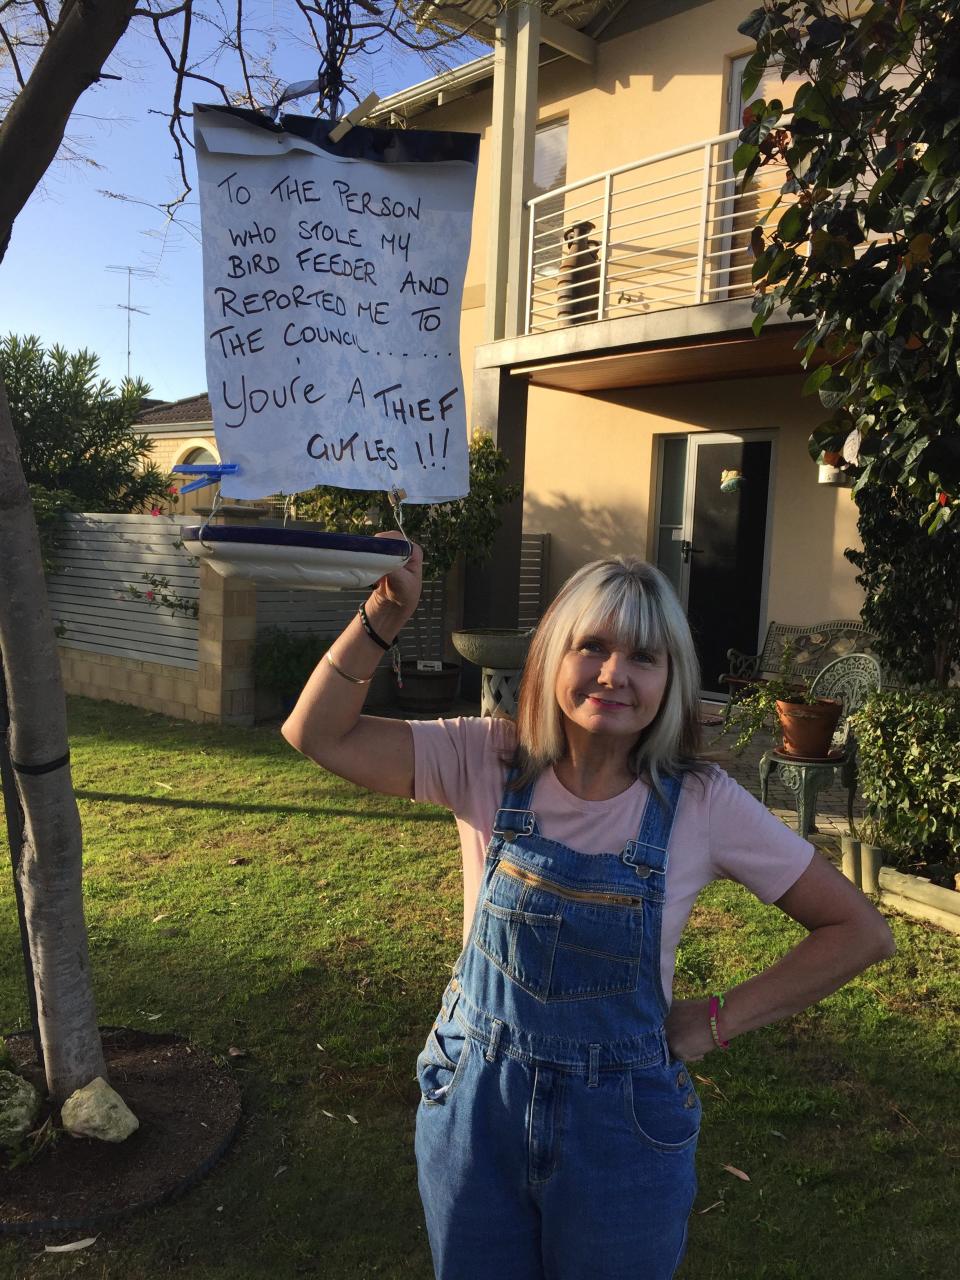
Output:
[
  {"xmin": 708, "ymin": 993, "xmax": 730, "ymax": 1051},
  {"xmin": 358, "ymin": 602, "xmax": 392, "ymax": 651}
]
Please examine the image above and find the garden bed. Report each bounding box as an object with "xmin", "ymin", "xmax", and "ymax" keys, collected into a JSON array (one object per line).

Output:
[{"xmin": 879, "ymin": 866, "xmax": 960, "ymax": 936}]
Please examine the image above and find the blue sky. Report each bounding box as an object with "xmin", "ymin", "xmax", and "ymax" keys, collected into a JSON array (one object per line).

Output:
[{"xmin": 0, "ymin": 17, "xmax": 482, "ymax": 404}]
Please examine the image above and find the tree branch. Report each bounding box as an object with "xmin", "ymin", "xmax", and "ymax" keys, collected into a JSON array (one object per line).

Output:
[
  {"xmin": 0, "ymin": 0, "xmax": 139, "ymax": 266},
  {"xmin": 0, "ymin": 20, "xmax": 27, "ymax": 88}
]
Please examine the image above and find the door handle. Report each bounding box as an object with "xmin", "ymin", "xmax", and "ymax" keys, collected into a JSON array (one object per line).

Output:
[{"xmin": 680, "ymin": 540, "xmax": 704, "ymax": 564}]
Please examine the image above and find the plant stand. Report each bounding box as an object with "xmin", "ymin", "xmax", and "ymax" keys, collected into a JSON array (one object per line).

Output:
[
  {"xmin": 481, "ymin": 667, "xmax": 523, "ymax": 718},
  {"xmin": 759, "ymin": 748, "xmax": 857, "ymax": 839},
  {"xmin": 451, "ymin": 629, "xmax": 534, "ymax": 719}
]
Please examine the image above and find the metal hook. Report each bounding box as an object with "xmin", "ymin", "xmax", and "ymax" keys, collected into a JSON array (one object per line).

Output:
[
  {"xmin": 199, "ymin": 489, "xmax": 224, "ymax": 549},
  {"xmin": 388, "ymin": 487, "xmax": 412, "ymax": 565}
]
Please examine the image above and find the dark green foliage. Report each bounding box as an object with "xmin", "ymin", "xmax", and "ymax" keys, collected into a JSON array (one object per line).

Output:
[
  {"xmin": 297, "ymin": 431, "xmax": 520, "ymax": 656},
  {"xmin": 296, "ymin": 430, "xmax": 520, "ymax": 577},
  {"xmin": 252, "ymin": 627, "xmax": 334, "ymax": 697},
  {"xmin": 852, "ymin": 689, "xmax": 960, "ymax": 879},
  {"xmin": 0, "ymin": 334, "xmax": 172, "ymax": 515},
  {"xmin": 846, "ymin": 484, "xmax": 960, "ymax": 686},
  {"xmin": 737, "ymin": 1, "xmax": 960, "ymax": 520}
]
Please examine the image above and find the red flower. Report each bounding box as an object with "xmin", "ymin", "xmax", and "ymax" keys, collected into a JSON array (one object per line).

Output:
[
  {"xmin": 145, "ymin": 589, "xmax": 155, "ymax": 602},
  {"xmin": 168, "ymin": 486, "xmax": 179, "ymax": 495},
  {"xmin": 938, "ymin": 491, "xmax": 951, "ymax": 507},
  {"xmin": 150, "ymin": 506, "xmax": 161, "ymax": 517}
]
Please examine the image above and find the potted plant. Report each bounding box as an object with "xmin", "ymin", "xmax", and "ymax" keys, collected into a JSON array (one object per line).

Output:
[
  {"xmin": 295, "ymin": 431, "xmax": 520, "ymax": 712},
  {"xmin": 724, "ymin": 643, "xmax": 842, "ymax": 758}
]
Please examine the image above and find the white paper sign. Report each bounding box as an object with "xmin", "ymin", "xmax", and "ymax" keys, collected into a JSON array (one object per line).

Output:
[{"xmin": 194, "ymin": 108, "xmax": 478, "ymax": 502}]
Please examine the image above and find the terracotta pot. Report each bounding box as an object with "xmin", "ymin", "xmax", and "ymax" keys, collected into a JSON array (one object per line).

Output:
[
  {"xmin": 776, "ymin": 697, "xmax": 842, "ymax": 758},
  {"xmin": 394, "ymin": 662, "xmax": 460, "ymax": 713}
]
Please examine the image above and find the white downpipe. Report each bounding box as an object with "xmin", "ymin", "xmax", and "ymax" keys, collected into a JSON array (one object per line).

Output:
[
  {"xmin": 597, "ymin": 172, "xmax": 613, "ymax": 322},
  {"xmin": 693, "ymin": 142, "xmax": 712, "ymax": 305}
]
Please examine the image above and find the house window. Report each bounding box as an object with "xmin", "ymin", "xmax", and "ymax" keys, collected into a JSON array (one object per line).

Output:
[
  {"xmin": 174, "ymin": 444, "xmax": 219, "ymax": 515},
  {"xmin": 182, "ymin": 445, "xmax": 217, "ymax": 468},
  {"xmin": 531, "ymin": 118, "xmax": 569, "ymax": 278}
]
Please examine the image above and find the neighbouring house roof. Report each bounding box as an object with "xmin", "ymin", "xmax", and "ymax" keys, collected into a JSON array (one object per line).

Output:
[{"xmin": 137, "ymin": 393, "xmax": 212, "ymax": 428}]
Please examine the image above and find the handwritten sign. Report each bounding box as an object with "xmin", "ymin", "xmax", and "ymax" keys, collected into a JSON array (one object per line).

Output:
[{"xmin": 194, "ymin": 107, "xmax": 479, "ymax": 502}]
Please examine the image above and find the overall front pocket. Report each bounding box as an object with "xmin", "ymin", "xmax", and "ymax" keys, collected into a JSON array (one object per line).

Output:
[
  {"xmin": 476, "ymin": 863, "xmax": 645, "ymax": 1002},
  {"xmin": 624, "ymin": 1064, "xmax": 702, "ymax": 1152},
  {"xmin": 475, "ymin": 900, "xmax": 561, "ymax": 1000},
  {"xmin": 416, "ymin": 1015, "xmax": 471, "ymax": 1106}
]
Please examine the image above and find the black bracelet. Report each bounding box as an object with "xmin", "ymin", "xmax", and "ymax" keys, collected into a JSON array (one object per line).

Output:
[{"xmin": 358, "ymin": 602, "xmax": 392, "ymax": 651}]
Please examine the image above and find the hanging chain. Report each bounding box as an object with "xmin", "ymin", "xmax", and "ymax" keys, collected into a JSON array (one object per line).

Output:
[
  {"xmin": 317, "ymin": 0, "xmax": 354, "ymax": 119},
  {"xmin": 387, "ymin": 486, "xmax": 411, "ymax": 689}
]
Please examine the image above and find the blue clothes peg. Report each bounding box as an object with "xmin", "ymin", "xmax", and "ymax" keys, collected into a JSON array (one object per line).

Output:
[{"xmin": 172, "ymin": 463, "xmax": 239, "ymax": 495}]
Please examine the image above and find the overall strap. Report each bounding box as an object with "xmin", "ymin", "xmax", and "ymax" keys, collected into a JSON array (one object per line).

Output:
[
  {"xmin": 492, "ymin": 766, "xmax": 539, "ymax": 838},
  {"xmin": 621, "ymin": 772, "xmax": 684, "ymax": 878}
]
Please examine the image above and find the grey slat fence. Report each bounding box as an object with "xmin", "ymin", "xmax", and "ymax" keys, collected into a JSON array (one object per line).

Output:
[
  {"xmin": 257, "ymin": 578, "xmax": 447, "ymax": 662},
  {"xmin": 47, "ymin": 513, "xmax": 199, "ymax": 670},
  {"xmin": 519, "ymin": 533, "xmax": 550, "ymax": 629}
]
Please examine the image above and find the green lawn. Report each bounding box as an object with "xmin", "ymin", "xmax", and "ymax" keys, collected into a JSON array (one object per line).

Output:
[{"xmin": 0, "ymin": 697, "xmax": 957, "ymax": 1278}]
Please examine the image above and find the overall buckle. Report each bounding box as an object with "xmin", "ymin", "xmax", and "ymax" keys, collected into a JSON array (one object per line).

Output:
[{"xmin": 493, "ymin": 807, "xmax": 536, "ymax": 837}]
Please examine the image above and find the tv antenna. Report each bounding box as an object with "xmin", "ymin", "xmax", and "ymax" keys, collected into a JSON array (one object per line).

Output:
[{"xmin": 106, "ymin": 265, "xmax": 152, "ymax": 380}]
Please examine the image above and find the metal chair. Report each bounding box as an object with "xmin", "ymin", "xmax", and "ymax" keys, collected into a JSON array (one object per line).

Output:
[{"xmin": 759, "ymin": 653, "xmax": 883, "ymax": 839}]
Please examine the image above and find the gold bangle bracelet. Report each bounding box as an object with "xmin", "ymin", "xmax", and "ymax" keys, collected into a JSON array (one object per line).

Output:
[{"xmin": 325, "ymin": 651, "xmax": 372, "ymax": 685}]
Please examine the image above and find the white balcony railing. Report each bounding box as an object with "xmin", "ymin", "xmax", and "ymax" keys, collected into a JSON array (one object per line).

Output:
[{"xmin": 525, "ymin": 130, "xmax": 792, "ymax": 335}]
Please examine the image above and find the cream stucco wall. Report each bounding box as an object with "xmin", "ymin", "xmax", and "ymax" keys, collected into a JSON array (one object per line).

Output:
[
  {"xmin": 413, "ymin": 0, "xmax": 774, "ymax": 429},
  {"xmin": 523, "ymin": 373, "xmax": 864, "ymax": 627},
  {"xmin": 406, "ymin": 3, "xmax": 865, "ymax": 633}
]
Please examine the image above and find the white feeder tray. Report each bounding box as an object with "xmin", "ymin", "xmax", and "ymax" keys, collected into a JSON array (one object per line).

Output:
[{"xmin": 182, "ymin": 525, "xmax": 409, "ymax": 590}]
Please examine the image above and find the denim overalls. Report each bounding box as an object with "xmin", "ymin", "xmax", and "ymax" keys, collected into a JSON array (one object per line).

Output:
[{"xmin": 415, "ymin": 770, "xmax": 701, "ymax": 1280}]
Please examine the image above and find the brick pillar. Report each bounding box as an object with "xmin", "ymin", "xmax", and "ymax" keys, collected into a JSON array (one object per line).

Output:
[{"xmin": 197, "ymin": 563, "xmax": 256, "ymax": 725}]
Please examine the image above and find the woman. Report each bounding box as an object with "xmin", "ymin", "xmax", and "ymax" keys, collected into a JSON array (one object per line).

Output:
[{"xmin": 282, "ymin": 545, "xmax": 894, "ymax": 1280}]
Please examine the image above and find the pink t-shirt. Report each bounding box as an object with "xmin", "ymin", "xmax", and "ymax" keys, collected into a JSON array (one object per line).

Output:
[{"xmin": 410, "ymin": 716, "xmax": 814, "ymax": 1002}]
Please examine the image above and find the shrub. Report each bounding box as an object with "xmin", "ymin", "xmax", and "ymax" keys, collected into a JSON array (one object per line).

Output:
[
  {"xmin": 846, "ymin": 484, "xmax": 960, "ymax": 688},
  {"xmin": 852, "ymin": 690, "xmax": 960, "ymax": 883},
  {"xmin": 253, "ymin": 628, "xmax": 334, "ymax": 699}
]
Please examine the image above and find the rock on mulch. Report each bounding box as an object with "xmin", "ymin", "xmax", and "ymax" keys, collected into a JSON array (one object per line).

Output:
[{"xmin": 0, "ymin": 1028, "xmax": 241, "ymax": 1234}]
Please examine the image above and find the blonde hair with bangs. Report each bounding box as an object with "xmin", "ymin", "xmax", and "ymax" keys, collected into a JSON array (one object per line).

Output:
[{"xmin": 512, "ymin": 558, "xmax": 703, "ymax": 791}]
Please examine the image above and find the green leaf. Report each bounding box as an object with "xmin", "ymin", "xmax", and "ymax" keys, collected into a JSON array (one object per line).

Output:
[
  {"xmin": 776, "ymin": 203, "xmax": 808, "ymax": 243},
  {"xmin": 803, "ymin": 363, "xmax": 833, "ymax": 395},
  {"xmin": 732, "ymin": 143, "xmax": 760, "ymax": 174}
]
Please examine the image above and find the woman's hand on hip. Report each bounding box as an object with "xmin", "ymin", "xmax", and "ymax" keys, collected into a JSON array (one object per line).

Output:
[{"xmin": 665, "ymin": 998, "xmax": 715, "ymax": 1063}]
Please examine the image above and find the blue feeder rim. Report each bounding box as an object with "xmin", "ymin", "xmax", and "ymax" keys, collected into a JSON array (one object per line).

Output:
[{"xmin": 182, "ymin": 525, "xmax": 409, "ymax": 556}]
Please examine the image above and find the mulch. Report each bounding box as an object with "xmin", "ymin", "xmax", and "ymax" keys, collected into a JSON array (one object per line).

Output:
[{"xmin": 0, "ymin": 1028, "xmax": 242, "ymax": 1234}]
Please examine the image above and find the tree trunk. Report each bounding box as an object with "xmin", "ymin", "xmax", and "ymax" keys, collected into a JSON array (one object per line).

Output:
[{"xmin": 0, "ymin": 382, "xmax": 106, "ymax": 1102}]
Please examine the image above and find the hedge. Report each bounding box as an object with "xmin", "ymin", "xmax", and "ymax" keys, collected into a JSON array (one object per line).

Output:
[{"xmin": 853, "ymin": 690, "xmax": 960, "ymax": 880}]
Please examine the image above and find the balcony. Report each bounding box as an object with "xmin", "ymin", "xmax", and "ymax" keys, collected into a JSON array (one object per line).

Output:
[{"xmin": 525, "ymin": 130, "xmax": 791, "ymax": 336}]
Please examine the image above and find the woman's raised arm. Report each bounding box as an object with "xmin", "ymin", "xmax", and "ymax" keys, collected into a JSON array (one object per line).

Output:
[{"xmin": 280, "ymin": 537, "xmax": 423, "ymax": 798}]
